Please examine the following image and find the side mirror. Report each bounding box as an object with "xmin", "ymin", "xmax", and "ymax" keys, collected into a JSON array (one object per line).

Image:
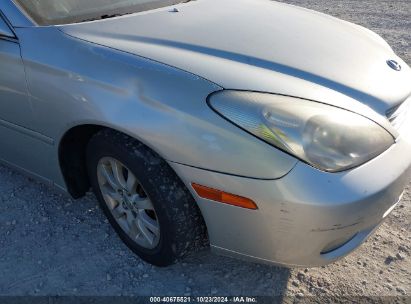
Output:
[{"xmin": 0, "ymin": 17, "xmax": 15, "ymax": 38}]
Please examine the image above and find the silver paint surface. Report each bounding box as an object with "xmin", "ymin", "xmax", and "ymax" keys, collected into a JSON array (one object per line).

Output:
[{"xmin": 1, "ymin": 0, "xmax": 411, "ymax": 266}]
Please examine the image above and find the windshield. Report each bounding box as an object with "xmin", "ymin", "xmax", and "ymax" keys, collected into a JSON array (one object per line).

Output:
[{"xmin": 14, "ymin": 0, "xmax": 186, "ymax": 25}]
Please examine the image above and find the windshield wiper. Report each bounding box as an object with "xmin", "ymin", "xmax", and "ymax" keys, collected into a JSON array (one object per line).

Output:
[
  {"xmin": 81, "ymin": 13, "xmax": 125, "ymax": 22},
  {"xmin": 80, "ymin": 0, "xmax": 192, "ymax": 23}
]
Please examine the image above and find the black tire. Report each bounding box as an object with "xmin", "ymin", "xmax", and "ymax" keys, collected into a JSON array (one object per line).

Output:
[{"xmin": 86, "ymin": 129, "xmax": 208, "ymax": 266}]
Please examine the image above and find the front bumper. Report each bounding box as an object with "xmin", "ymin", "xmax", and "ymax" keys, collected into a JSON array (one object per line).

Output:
[{"xmin": 169, "ymin": 123, "xmax": 411, "ymax": 267}]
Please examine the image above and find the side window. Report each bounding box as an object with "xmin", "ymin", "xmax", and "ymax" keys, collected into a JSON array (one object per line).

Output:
[{"xmin": 0, "ymin": 13, "xmax": 15, "ymax": 38}]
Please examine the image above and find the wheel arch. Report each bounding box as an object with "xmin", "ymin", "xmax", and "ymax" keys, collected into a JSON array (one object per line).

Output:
[
  {"xmin": 59, "ymin": 123, "xmax": 167, "ymax": 197},
  {"xmin": 58, "ymin": 124, "xmax": 105, "ymax": 198},
  {"xmin": 59, "ymin": 123, "xmax": 173, "ymax": 198},
  {"xmin": 58, "ymin": 123, "xmax": 194, "ymax": 200}
]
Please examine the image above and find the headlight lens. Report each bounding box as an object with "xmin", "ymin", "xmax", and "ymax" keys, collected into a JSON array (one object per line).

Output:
[{"xmin": 209, "ymin": 91, "xmax": 394, "ymax": 172}]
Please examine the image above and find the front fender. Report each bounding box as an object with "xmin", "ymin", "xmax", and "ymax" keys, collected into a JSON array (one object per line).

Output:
[{"xmin": 17, "ymin": 26, "xmax": 297, "ymax": 182}]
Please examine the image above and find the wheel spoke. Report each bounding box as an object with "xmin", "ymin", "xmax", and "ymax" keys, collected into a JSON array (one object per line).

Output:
[
  {"xmin": 101, "ymin": 186, "xmax": 122, "ymax": 203},
  {"xmin": 125, "ymin": 210, "xmax": 135, "ymax": 226},
  {"xmin": 139, "ymin": 212, "xmax": 160, "ymax": 237},
  {"xmin": 98, "ymin": 165, "xmax": 119, "ymax": 191},
  {"xmin": 126, "ymin": 172, "xmax": 137, "ymax": 193},
  {"xmin": 138, "ymin": 218, "xmax": 155, "ymax": 245},
  {"xmin": 110, "ymin": 159, "xmax": 127, "ymax": 189},
  {"xmin": 128, "ymin": 220, "xmax": 141, "ymax": 240},
  {"xmin": 111, "ymin": 204, "xmax": 126, "ymax": 220},
  {"xmin": 130, "ymin": 195, "xmax": 153, "ymax": 210}
]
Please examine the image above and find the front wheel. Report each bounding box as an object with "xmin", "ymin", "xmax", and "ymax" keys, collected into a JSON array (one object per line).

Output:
[{"xmin": 86, "ymin": 129, "xmax": 208, "ymax": 266}]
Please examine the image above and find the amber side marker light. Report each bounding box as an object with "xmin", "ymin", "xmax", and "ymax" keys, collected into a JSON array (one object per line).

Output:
[{"xmin": 191, "ymin": 183, "xmax": 258, "ymax": 210}]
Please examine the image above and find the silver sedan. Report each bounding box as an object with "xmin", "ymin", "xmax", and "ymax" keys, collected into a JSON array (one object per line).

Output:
[{"xmin": 1, "ymin": 0, "xmax": 410, "ymax": 267}]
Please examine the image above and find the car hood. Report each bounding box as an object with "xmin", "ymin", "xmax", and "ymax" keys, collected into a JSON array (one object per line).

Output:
[{"xmin": 60, "ymin": 0, "xmax": 411, "ymax": 115}]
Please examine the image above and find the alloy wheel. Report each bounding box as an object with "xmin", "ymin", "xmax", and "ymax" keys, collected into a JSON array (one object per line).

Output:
[{"xmin": 97, "ymin": 157, "xmax": 160, "ymax": 249}]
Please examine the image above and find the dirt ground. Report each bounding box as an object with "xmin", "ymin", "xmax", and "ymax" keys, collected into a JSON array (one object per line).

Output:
[{"xmin": 0, "ymin": 0, "xmax": 410, "ymax": 301}]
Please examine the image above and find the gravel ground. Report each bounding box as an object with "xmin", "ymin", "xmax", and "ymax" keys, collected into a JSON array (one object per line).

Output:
[{"xmin": 0, "ymin": 0, "xmax": 410, "ymax": 300}]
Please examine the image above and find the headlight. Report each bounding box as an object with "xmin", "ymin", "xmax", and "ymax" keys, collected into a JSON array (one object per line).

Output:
[{"xmin": 209, "ymin": 91, "xmax": 394, "ymax": 172}]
